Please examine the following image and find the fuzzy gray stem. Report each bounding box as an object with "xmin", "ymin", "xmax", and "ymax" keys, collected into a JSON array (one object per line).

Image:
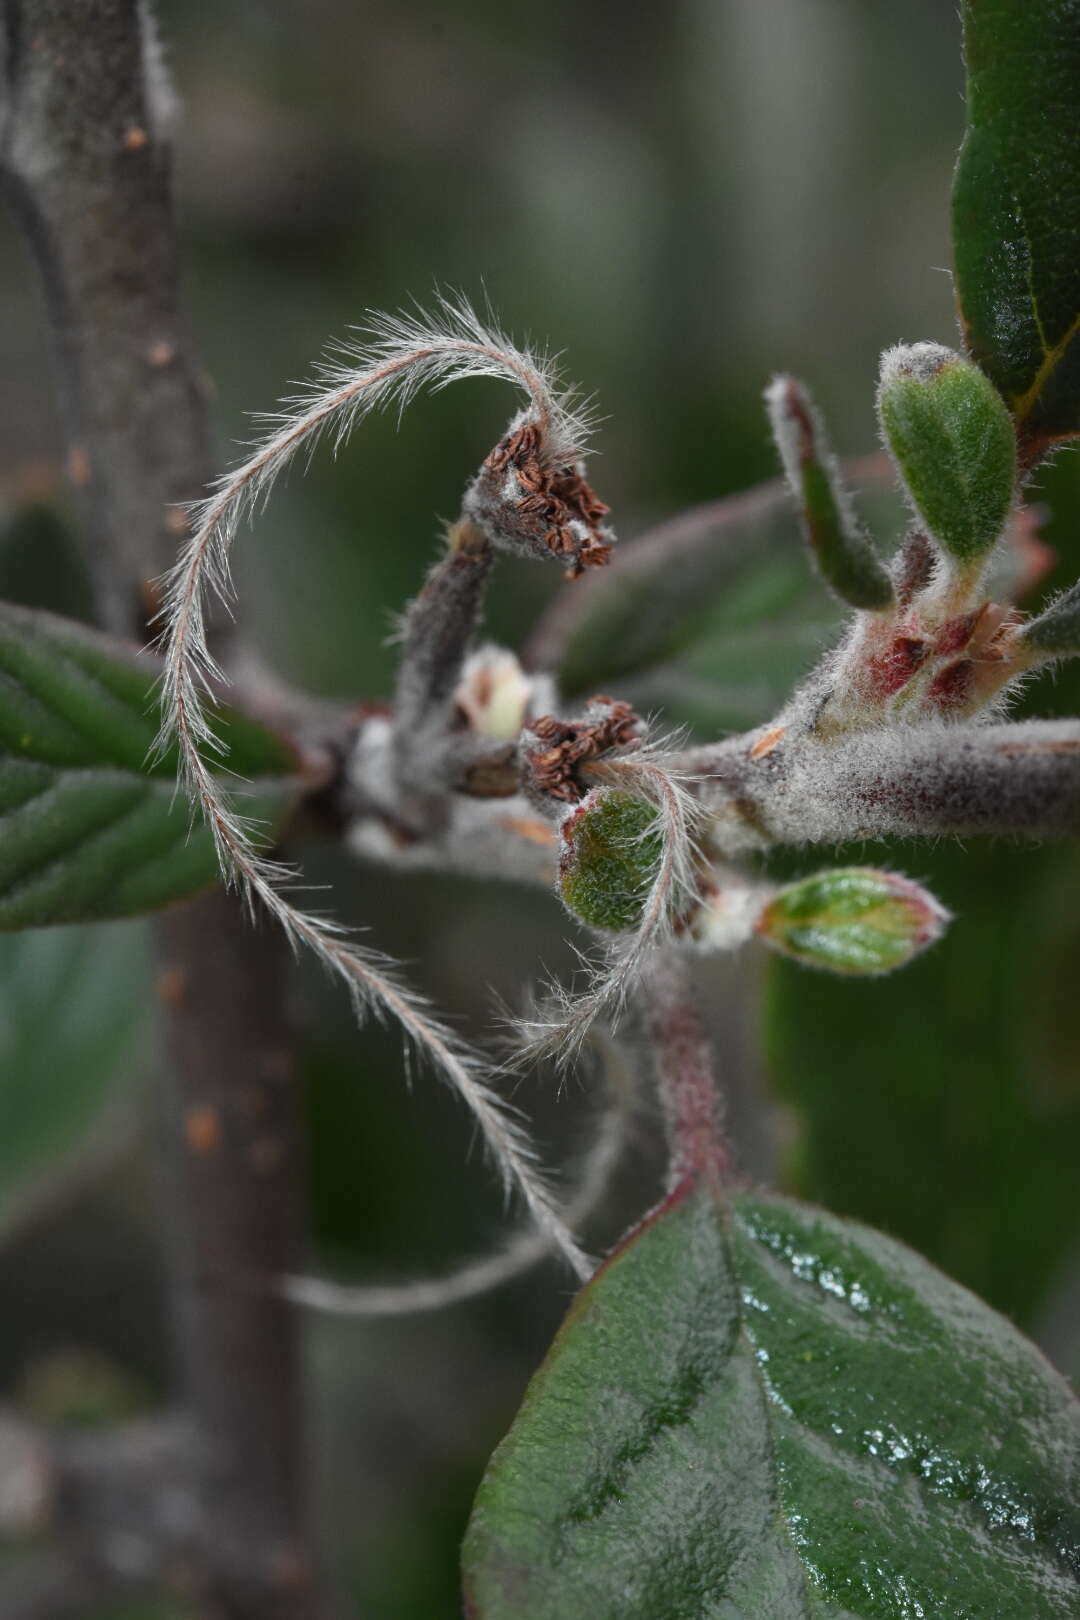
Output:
[
  {"xmin": 683, "ymin": 720, "xmax": 1080, "ymax": 847},
  {"xmin": 0, "ymin": 5, "xmax": 322, "ymax": 1614},
  {"xmin": 644, "ymin": 951, "xmax": 729, "ymax": 1190},
  {"xmin": 391, "ymin": 515, "xmax": 493, "ymax": 832}
]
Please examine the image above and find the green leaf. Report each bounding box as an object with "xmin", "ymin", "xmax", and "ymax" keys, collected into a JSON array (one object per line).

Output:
[
  {"xmin": 765, "ymin": 377, "xmax": 893, "ymax": 610},
  {"xmin": 463, "ymin": 1177, "xmax": 1080, "ymax": 1619},
  {"xmin": 0, "ymin": 921, "xmax": 149, "ymax": 1244},
  {"xmin": 1022, "ymin": 577, "xmax": 1080, "ymax": 656},
  {"xmin": 0, "ymin": 602, "xmax": 300, "ymax": 927},
  {"xmin": 953, "ymin": 0, "xmax": 1080, "ymax": 448}
]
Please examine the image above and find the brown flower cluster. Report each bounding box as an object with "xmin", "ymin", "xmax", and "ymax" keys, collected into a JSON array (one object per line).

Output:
[
  {"xmin": 526, "ymin": 699, "xmax": 640, "ymax": 802},
  {"xmin": 477, "ymin": 420, "xmax": 612, "ymax": 577}
]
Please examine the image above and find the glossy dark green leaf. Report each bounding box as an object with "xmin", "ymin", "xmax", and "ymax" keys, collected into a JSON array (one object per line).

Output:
[
  {"xmin": 0, "ymin": 602, "xmax": 300, "ymax": 927},
  {"xmin": 463, "ymin": 1177, "xmax": 1080, "ymax": 1619},
  {"xmin": 953, "ymin": 0, "xmax": 1080, "ymax": 448},
  {"xmin": 0, "ymin": 922, "xmax": 149, "ymax": 1245}
]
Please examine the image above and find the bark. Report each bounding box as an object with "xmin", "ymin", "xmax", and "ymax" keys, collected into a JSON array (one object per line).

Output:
[{"xmin": 1, "ymin": 5, "xmax": 322, "ymax": 1614}]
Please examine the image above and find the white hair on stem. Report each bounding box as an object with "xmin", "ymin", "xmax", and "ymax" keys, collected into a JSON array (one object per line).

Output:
[
  {"xmin": 518, "ymin": 745, "xmax": 704, "ymax": 1068},
  {"xmin": 154, "ymin": 296, "xmax": 598, "ymax": 1282},
  {"xmin": 277, "ymin": 1032, "xmax": 636, "ymax": 1318}
]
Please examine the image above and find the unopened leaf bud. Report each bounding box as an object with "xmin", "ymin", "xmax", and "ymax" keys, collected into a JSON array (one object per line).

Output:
[
  {"xmin": 558, "ymin": 788, "xmax": 661, "ymax": 932},
  {"xmin": 877, "ymin": 343, "xmax": 1016, "ymax": 571},
  {"xmin": 757, "ymin": 866, "xmax": 949, "ymax": 976},
  {"xmin": 454, "ymin": 645, "xmax": 552, "ymax": 741}
]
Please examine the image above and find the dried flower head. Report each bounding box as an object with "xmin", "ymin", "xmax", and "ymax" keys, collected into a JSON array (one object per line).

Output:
[
  {"xmin": 522, "ymin": 698, "xmax": 643, "ymax": 806},
  {"xmin": 464, "ymin": 413, "xmax": 614, "ymax": 577}
]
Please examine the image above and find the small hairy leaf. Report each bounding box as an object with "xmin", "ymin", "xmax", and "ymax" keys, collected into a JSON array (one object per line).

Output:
[
  {"xmin": 0, "ymin": 602, "xmax": 299, "ymax": 927},
  {"xmin": 877, "ymin": 343, "xmax": 1016, "ymax": 567},
  {"xmin": 558, "ymin": 789, "xmax": 661, "ymax": 933},
  {"xmin": 758, "ymin": 866, "xmax": 948, "ymax": 976},
  {"xmin": 766, "ymin": 376, "xmax": 893, "ymax": 610},
  {"xmin": 1023, "ymin": 577, "xmax": 1080, "ymax": 657},
  {"xmin": 463, "ymin": 1177, "xmax": 1080, "ymax": 1619},
  {"xmin": 953, "ymin": 0, "xmax": 1080, "ymax": 448}
]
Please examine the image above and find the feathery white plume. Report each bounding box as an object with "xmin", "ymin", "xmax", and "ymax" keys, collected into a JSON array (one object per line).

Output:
[
  {"xmin": 154, "ymin": 296, "xmax": 598, "ymax": 1281},
  {"xmin": 277, "ymin": 1032, "xmax": 636, "ymax": 1318}
]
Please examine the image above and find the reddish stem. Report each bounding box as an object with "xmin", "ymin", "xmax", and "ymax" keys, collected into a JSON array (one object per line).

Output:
[{"xmin": 644, "ymin": 952, "xmax": 730, "ymax": 1191}]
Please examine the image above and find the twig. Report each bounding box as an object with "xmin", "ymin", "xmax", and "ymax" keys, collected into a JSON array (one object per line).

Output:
[
  {"xmin": 681, "ymin": 720, "xmax": 1080, "ymax": 847},
  {"xmin": 391, "ymin": 515, "xmax": 493, "ymax": 833},
  {"xmin": 643, "ymin": 950, "xmax": 729, "ymax": 1190},
  {"xmin": 0, "ymin": 0, "xmax": 212, "ymax": 637},
  {"xmin": 0, "ymin": 5, "xmax": 323, "ymax": 1614},
  {"xmin": 157, "ymin": 895, "xmax": 316, "ymax": 1619}
]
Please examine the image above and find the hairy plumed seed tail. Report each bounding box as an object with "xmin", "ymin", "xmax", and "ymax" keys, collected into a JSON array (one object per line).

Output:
[
  {"xmin": 277, "ymin": 1033, "xmax": 636, "ymax": 1317},
  {"xmin": 153, "ymin": 296, "xmax": 599, "ymax": 1281}
]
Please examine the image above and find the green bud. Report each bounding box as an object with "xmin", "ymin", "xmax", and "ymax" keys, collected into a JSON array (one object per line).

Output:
[
  {"xmin": 757, "ymin": 867, "xmax": 949, "ymax": 976},
  {"xmin": 765, "ymin": 375, "xmax": 893, "ymax": 610},
  {"xmin": 877, "ymin": 343, "xmax": 1016, "ymax": 569},
  {"xmin": 558, "ymin": 788, "xmax": 661, "ymax": 933}
]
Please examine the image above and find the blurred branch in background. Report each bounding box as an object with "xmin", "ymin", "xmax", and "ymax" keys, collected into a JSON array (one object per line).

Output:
[{"xmin": 0, "ymin": 3, "xmax": 321, "ymax": 1615}]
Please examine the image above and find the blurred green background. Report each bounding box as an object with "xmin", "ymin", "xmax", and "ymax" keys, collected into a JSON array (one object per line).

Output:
[{"xmin": 2, "ymin": 1, "xmax": 1079, "ymax": 1614}]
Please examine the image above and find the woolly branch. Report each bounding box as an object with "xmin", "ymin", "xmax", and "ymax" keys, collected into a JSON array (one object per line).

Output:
[
  {"xmin": 644, "ymin": 950, "xmax": 729, "ymax": 1190},
  {"xmin": 0, "ymin": 0, "xmax": 212, "ymax": 637},
  {"xmin": 391, "ymin": 516, "xmax": 493, "ymax": 833},
  {"xmin": 155, "ymin": 298, "xmax": 596, "ymax": 1280},
  {"xmin": 685, "ymin": 721, "xmax": 1080, "ymax": 847},
  {"xmin": 347, "ymin": 790, "xmax": 558, "ymax": 888}
]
